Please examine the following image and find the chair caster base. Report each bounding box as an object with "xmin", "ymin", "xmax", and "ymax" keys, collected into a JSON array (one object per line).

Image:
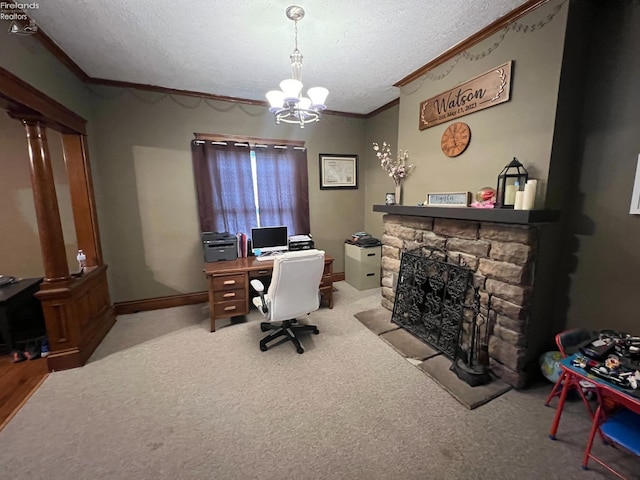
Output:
[
  {"xmin": 313, "ymin": 329, "xmax": 319, "ymax": 335},
  {"xmin": 260, "ymin": 345, "xmax": 268, "ymax": 352},
  {"xmin": 296, "ymin": 347, "xmax": 304, "ymax": 354}
]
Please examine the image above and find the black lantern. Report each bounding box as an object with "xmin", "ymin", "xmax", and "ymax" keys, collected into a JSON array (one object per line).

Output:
[{"xmin": 496, "ymin": 157, "xmax": 528, "ymax": 208}]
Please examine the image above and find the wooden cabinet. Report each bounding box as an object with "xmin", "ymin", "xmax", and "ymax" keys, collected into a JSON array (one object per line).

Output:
[
  {"xmin": 207, "ymin": 272, "xmax": 249, "ymax": 329},
  {"xmin": 320, "ymin": 259, "xmax": 333, "ymax": 309}
]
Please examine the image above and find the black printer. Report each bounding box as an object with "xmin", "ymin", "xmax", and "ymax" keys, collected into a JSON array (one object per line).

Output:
[{"xmin": 202, "ymin": 232, "xmax": 238, "ymax": 262}]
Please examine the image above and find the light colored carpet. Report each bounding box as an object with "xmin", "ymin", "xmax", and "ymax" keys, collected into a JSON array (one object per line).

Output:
[{"xmin": 0, "ymin": 282, "xmax": 633, "ymax": 479}]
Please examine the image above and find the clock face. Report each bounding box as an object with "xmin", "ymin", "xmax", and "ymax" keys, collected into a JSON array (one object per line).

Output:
[{"xmin": 441, "ymin": 122, "xmax": 471, "ymax": 157}]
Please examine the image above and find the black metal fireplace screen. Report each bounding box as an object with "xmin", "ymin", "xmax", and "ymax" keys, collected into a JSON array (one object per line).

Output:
[
  {"xmin": 391, "ymin": 248, "xmax": 469, "ymax": 359},
  {"xmin": 391, "ymin": 248, "xmax": 492, "ymax": 385}
]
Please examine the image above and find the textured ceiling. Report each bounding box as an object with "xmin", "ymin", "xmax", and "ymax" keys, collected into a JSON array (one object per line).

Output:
[{"xmin": 28, "ymin": 0, "xmax": 532, "ymax": 115}]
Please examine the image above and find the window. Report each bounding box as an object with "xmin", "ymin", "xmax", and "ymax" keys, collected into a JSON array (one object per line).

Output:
[{"xmin": 191, "ymin": 135, "xmax": 310, "ymax": 236}]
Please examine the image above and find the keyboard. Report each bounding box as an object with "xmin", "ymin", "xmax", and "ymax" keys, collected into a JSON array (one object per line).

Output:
[{"xmin": 255, "ymin": 251, "xmax": 286, "ymax": 262}]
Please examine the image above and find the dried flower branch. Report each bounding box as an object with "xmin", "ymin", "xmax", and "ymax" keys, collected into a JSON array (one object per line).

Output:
[{"xmin": 373, "ymin": 142, "xmax": 415, "ymax": 186}]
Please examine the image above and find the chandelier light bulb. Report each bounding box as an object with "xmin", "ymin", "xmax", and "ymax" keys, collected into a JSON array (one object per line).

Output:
[
  {"xmin": 266, "ymin": 90, "xmax": 285, "ymax": 111},
  {"xmin": 307, "ymin": 87, "xmax": 329, "ymax": 109},
  {"xmin": 280, "ymin": 79, "xmax": 303, "ymax": 103}
]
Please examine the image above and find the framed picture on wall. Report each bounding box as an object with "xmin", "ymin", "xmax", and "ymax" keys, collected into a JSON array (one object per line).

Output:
[{"xmin": 319, "ymin": 154, "xmax": 358, "ymax": 190}]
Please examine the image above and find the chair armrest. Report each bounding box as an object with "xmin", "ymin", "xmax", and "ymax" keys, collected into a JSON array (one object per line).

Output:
[
  {"xmin": 250, "ymin": 279, "xmax": 265, "ymax": 292},
  {"xmin": 250, "ymin": 279, "xmax": 268, "ymax": 314}
]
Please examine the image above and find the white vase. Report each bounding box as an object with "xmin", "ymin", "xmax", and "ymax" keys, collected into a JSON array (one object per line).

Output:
[{"xmin": 395, "ymin": 183, "xmax": 402, "ymax": 205}]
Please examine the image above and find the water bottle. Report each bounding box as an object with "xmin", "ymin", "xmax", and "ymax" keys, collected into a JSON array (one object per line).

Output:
[{"xmin": 77, "ymin": 249, "xmax": 87, "ymax": 271}]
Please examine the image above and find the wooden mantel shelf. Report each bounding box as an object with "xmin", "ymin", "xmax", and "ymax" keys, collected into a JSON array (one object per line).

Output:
[{"xmin": 373, "ymin": 204, "xmax": 560, "ymax": 225}]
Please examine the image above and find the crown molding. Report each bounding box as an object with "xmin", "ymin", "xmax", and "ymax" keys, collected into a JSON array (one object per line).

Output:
[
  {"xmin": 364, "ymin": 98, "xmax": 400, "ymax": 119},
  {"xmin": 87, "ymin": 77, "xmax": 368, "ymax": 118},
  {"xmin": 87, "ymin": 77, "xmax": 269, "ymax": 106},
  {"xmin": 34, "ymin": 25, "xmax": 91, "ymax": 82},
  {"xmin": 0, "ymin": 66, "xmax": 87, "ymax": 134},
  {"xmin": 394, "ymin": 0, "xmax": 549, "ymax": 87}
]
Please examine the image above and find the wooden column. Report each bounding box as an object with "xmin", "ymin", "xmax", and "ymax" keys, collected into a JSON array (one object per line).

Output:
[
  {"xmin": 61, "ymin": 134, "xmax": 103, "ymax": 266},
  {"xmin": 22, "ymin": 118, "xmax": 71, "ymax": 283}
]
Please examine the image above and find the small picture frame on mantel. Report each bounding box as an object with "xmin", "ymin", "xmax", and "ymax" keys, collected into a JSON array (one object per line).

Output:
[{"xmin": 426, "ymin": 191, "xmax": 471, "ymax": 208}]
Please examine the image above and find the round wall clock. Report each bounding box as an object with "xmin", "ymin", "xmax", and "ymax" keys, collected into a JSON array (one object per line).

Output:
[{"xmin": 441, "ymin": 122, "xmax": 471, "ymax": 157}]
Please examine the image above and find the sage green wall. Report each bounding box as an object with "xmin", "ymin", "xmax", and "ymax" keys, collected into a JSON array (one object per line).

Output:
[
  {"xmin": 89, "ymin": 87, "xmax": 366, "ymax": 302},
  {"xmin": 363, "ymin": 105, "xmax": 400, "ymax": 240},
  {"xmin": 396, "ymin": 0, "xmax": 569, "ymax": 207}
]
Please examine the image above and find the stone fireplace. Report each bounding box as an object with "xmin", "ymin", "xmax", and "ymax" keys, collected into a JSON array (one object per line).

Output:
[{"xmin": 374, "ymin": 205, "xmax": 560, "ymax": 388}]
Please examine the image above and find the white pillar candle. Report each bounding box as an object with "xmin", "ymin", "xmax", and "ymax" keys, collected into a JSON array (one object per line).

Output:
[
  {"xmin": 523, "ymin": 180, "xmax": 537, "ymax": 210},
  {"xmin": 504, "ymin": 184, "xmax": 517, "ymax": 206},
  {"xmin": 514, "ymin": 191, "xmax": 525, "ymax": 210}
]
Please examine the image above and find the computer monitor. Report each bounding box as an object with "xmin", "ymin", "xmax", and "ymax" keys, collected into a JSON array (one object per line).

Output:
[{"xmin": 251, "ymin": 226, "xmax": 288, "ymax": 254}]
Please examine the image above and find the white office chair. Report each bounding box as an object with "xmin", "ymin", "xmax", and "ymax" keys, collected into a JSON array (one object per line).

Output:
[{"xmin": 251, "ymin": 249, "xmax": 325, "ymax": 354}]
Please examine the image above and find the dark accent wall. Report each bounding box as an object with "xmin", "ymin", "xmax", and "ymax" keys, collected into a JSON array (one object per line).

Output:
[{"xmin": 559, "ymin": 0, "xmax": 640, "ymax": 334}]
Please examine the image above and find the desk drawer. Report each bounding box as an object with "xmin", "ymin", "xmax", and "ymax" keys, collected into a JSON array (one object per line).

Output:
[
  {"xmin": 249, "ymin": 268, "xmax": 272, "ymax": 278},
  {"xmin": 212, "ymin": 274, "xmax": 246, "ymax": 291},
  {"xmin": 213, "ymin": 299, "xmax": 247, "ymax": 317},
  {"xmin": 213, "ymin": 288, "xmax": 246, "ymax": 303},
  {"xmin": 345, "ymin": 244, "xmax": 381, "ymax": 266}
]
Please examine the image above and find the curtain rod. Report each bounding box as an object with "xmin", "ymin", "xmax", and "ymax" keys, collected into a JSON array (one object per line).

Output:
[
  {"xmin": 193, "ymin": 140, "xmax": 305, "ymax": 150},
  {"xmin": 193, "ymin": 133, "xmax": 305, "ymax": 147}
]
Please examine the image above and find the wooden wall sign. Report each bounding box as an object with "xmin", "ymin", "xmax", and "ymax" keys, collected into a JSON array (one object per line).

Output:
[{"xmin": 419, "ymin": 61, "xmax": 513, "ymax": 130}]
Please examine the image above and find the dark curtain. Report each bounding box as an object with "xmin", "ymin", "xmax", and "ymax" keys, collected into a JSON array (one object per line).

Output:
[
  {"xmin": 191, "ymin": 141, "xmax": 255, "ymax": 234},
  {"xmin": 254, "ymin": 147, "xmax": 310, "ymax": 235}
]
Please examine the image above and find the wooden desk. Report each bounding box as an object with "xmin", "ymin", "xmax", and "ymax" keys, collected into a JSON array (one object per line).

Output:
[{"xmin": 204, "ymin": 255, "xmax": 334, "ymax": 332}]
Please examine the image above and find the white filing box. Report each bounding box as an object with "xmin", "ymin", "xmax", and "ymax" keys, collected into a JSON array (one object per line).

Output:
[{"xmin": 345, "ymin": 243, "xmax": 381, "ymax": 290}]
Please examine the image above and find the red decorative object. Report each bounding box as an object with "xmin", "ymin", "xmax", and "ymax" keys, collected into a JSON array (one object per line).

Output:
[{"xmin": 471, "ymin": 187, "xmax": 496, "ymax": 208}]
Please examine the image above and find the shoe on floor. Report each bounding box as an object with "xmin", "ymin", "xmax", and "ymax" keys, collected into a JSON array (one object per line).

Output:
[
  {"xmin": 24, "ymin": 339, "xmax": 41, "ymax": 360},
  {"xmin": 41, "ymin": 337, "xmax": 50, "ymax": 358},
  {"xmin": 10, "ymin": 350, "xmax": 26, "ymax": 363}
]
